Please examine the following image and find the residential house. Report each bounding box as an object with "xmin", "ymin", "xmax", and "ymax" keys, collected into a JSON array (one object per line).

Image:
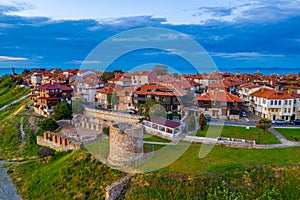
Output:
[
  {"xmin": 77, "ymin": 70, "xmax": 96, "ymax": 77},
  {"xmin": 30, "ymin": 73, "xmax": 42, "ymax": 87},
  {"xmin": 132, "ymin": 83, "xmax": 186, "ymax": 113},
  {"xmin": 237, "ymin": 84, "xmax": 265, "ymax": 111},
  {"xmin": 250, "ymin": 88, "xmax": 300, "ymax": 121},
  {"xmin": 31, "ymin": 82, "xmax": 73, "ymax": 117},
  {"xmin": 114, "ymin": 86, "xmax": 137, "ymax": 111},
  {"xmin": 75, "ymin": 76, "xmax": 105, "ymax": 103},
  {"xmin": 96, "ymin": 87, "xmax": 114, "ymax": 109},
  {"xmin": 195, "ymin": 90, "xmax": 244, "ymax": 119},
  {"xmin": 108, "ymin": 76, "xmax": 132, "ymax": 86}
]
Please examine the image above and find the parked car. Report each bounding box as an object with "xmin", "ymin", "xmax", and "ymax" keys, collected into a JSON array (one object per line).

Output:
[
  {"xmin": 290, "ymin": 119, "xmax": 300, "ymax": 125},
  {"xmin": 205, "ymin": 116, "xmax": 212, "ymax": 121},
  {"xmin": 205, "ymin": 116, "xmax": 217, "ymax": 122},
  {"xmin": 240, "ymin": 111, "xmax": 247, "ymax": 117},
  {"xmin": 272, "ymin": 119, "xmax": 287, "ymax": 125}
]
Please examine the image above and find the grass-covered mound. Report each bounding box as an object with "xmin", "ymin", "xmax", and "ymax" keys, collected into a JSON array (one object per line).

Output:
[
  {"xmin": 121, "ymin": 166, "xmax": 300, "ymax": 199},
  {"xmin": 0, "ymin": 75, "xmax": 30, "ymax": 108},
  {"xmin": 0, "ymin": 98, "xmax": 30, "ymax": 160},
  {"xmin": 9, "ymin": 149, "xmax": 125, "ymax": 200}
]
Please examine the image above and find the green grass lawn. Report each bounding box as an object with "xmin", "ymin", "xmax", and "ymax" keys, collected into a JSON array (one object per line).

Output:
[
  {"xmin": 160, "ymin": 143, "xmax": 300, "ymax": 174},
  {"xmin": 144, "ymin": 132, "xmax": 171, "ymax": 143},
  {"xmin": 275, "ymin": 128, "xmax": 300, "ymax": 141},
  {"xmin": 196, "ymin": 125, "xmax": 280, "ymax": 144},
  {"xmin": 0, "ymin": 86, "xmax": 30, "ymax": 108},
  {"xmin": 0, "ymin": 98, "xmax": 30, "ymax": 160},
  {"xmin": 9, "ymin": 149, "xmax": 125, "ymax": 200}
]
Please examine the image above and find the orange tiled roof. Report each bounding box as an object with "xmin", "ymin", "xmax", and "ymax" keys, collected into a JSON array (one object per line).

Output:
[
  {"xmin": 135, "ymin": 83, "xmax": 186, "ymax": 97},
  {"xmin": 195, "ymin": 91, "xmax": 244, "ymax": 103},
  {"xmin": 97, "ymin": 87, "xmax": 114, "ymax": 95},
  {"xmin": 251, "ymin": 88, "xmax": 298, "ymax": 99}
]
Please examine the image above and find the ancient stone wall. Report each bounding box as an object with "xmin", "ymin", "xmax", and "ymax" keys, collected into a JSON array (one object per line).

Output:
[
  {"xmin": 105, "ymin": 175, "xmax": 132, "ymax": 200},
  {"xmin": 36, "ymin": 132, "xmax": 82, "ymax": 151},
  {"xmin": 108, "ymin": 123, "xmax": 144, "ymax": 166},
  {"xmin": 184, "ymin": 135, "xmax": 256, "ymax": 148},
  {"xmin": 72, "ymin": 108, "xmax": 140, "ymax": 131}
]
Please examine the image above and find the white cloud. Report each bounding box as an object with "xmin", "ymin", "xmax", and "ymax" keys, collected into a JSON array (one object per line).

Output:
[
  {"xmin": 68, "ymin": 60, "xmax": 101, "ymax": 64},
  {"xmin": 0, "ymin": 55, "xmax": 28, "ymax": 61},
  {"xmin": 211, "ymin": 52, "xmax": 284, "ymax": 60}
]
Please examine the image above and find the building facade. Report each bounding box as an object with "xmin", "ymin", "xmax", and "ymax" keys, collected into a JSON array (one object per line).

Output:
[
  {"xmin": 31, "ymin": 82, "xmax": 73, "ymax": 116},
  {"xmin": 250, "ymin": 88, "xmax": 300, "ymax": 121}
]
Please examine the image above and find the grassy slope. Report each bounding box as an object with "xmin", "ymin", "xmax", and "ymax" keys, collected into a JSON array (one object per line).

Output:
[
  {"xmin": 0, "ymin": 98, "xmax": 30, "ymax": 160},
  {"xmin": 121, "ymin": 166, "xmax": 300, "ymax": 199},
  {"xmin": 0, "ymin": 87, "xmax": 30, "ymax": 108},
  {"xmin": 197, "ymin": 125, "xmax": 280, "ymax": 144},
  {"xmin": 275, "ymin": 128, "xmax": 300, "ymax": 141},
  {"xmin": 9, "ymin": 149, "xmax": 125, "ymax": 200},
  {"xmin": 160, "ymin": 143, "xmax": 300, "ymax": 174}
]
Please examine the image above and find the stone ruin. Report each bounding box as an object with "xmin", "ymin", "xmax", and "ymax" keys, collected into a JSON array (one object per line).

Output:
[
  {"xmin": 37, "ymin": 131, "xmax": 82, "ymax": 151},
  {"xmin": 107, "ymin": 123, "xmax": 144, "ymax": 167}
]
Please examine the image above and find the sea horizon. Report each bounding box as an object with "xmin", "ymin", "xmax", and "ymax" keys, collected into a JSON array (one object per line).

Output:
[{"xmin": 0, "ymin": 66, "xmax": 299, "ymax": 77}]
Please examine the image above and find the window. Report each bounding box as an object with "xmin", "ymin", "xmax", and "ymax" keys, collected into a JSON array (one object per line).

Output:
[
  {"xmin": 294, "ymin": 99, "xmax": 297, "ymax": 104},
  {"xmin": 274, "ymin": 100, "xmax": 277, "ymax": 105},
  {"xmin": 262, "ymin": 99, "xmax": 266, "ymax": 104},
  {"xmin": 289, "ymin": 100, "xmax": 292, "ymax": 105},
  {"xmin": 285, "ymin": 100, "xmax": 287, "ymax": 105},
  {"xmin": 270, "ymin": 100, "xmax": 273, "ymax": 105},
  {"xmin": 284, "ymin": 108, "xmax": 287, "ymax": 113},
  {"xmin": 293, "ymin": 107, "xmax": 296, "ymax": 112},
  {"xmin": 278, "ymin": 100, "xmax": 281, "ymax": 105}
]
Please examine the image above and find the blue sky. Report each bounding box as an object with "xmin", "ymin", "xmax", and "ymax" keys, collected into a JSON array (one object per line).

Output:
[{"xmin": 0, "ymin": 0, "xmax": 300, "ymax": 74}]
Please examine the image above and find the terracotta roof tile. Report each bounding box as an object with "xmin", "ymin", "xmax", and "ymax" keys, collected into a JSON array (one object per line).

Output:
[
  {"xmin": 38, "ymin": 82, "xmax": 73, "ymax": 91},
  {"xmin": 195, "ymin": 91, "xmax": 244, "ymax": 103},
  {"xmin": 146, "ymin": 116, "xmax": 180, "ymax": 128},
  {"xmin": 251, "ymin": 88, "xmax": 298, "ymax": 99}
]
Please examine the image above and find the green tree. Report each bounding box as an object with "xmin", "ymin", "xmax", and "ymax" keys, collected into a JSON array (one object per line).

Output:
[
  {"xmin": 101, "ymin": 72, "xmax": 114, "ymax": 82},
  {"xmin": 138, "ymin": 99, "xmax": 165, "ymax": 118},
  {"xmin": 256, "ymin": 118, "xmax": 272, "ymax": 144},
  {"xmin": 113, "ymin": 70, "xmax": 124, "ymax": 74},
  {"xmin": 153, "ymin": 65, "xmax": 168, "ymax": 76},
  {"xmin": 72, "ymin": 98, "xmax": 84, "ymax": 114},
  {"xmin": 102, "ymin": 127, "xmax": 110, "ymax": 136},
  {"xmin": 38, "ymin": 118, "xmax": 59, "ymax": 132},
  {"xmin": 54, "ymin": 101, "xmax": 73, "ymax": 120},
  {"xmin": 111, "ymin": 92, "xmax": 118, "ymax": 108},
  {"xmin": 37, "ymin": 147, "xmax": 54, "ymax": 159},
  {"xmin": 198, "ymin": 113, "xmax": 207, "ymax": 130}
]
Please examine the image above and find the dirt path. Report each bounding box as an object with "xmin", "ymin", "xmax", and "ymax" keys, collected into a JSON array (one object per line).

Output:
[{"xmin": 19, "ymin": 117, "xmax": 25, "ymax": 147}]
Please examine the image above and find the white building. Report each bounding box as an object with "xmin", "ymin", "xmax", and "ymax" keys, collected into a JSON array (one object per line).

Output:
[{"xmin": 250, "ymin": 88, "xmax": 300, "ymax": 121}]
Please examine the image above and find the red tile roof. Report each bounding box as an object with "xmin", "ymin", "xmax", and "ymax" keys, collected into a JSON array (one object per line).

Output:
[
  {"xmin": 146, "ymin": 116, "xmax": 181, "ymax": 128},
  {"xmin": 97, "ymin": 87, "xmax": 114, "ymax": 95},
  {"xmin": 38, "ymin": 82, "xmax": 73, "ymax": 91},
  {"xmin": 135, "ymin": 83, "xmax": 186, "ymax": 97},
  {"xmin": 251, "ymin": 88, "xmax": 298, "ymax": 99},
  {"xmin": 195, "ymin": 91, "xmax": 244, "ymax": 103}
]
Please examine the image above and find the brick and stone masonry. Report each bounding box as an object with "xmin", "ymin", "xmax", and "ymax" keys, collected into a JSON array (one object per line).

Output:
[{"xmin": 108, "ymin": 123, "xmax": 144, "ymax": 167}]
